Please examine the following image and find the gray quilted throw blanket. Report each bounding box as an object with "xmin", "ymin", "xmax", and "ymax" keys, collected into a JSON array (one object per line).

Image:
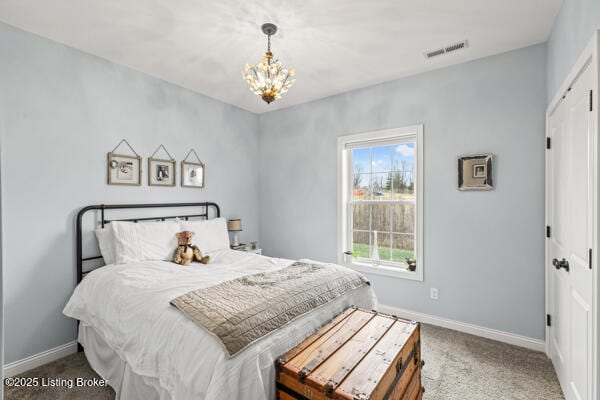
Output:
[{"xmin": 170, "ymin": 261, "xmax": 369, "ymax": 357}]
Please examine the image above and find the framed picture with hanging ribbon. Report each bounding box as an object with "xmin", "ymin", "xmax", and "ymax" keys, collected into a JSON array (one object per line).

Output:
[
  {"xmin": 107, "ymin": 139, "xmax": 142, "ymax": 186},
  {"xmin": 181, "ymin": 149, "xmax": 205, "ymax": 188},
  {"xmin": 148, "ymin": 144, "xmax": 176, "ymax": 187}
]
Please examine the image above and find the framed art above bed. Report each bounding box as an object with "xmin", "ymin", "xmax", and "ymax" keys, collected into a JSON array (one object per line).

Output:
[
  {"xmin": 181, "ymin": 149, "xmax": 205, "ymax": 188},
  {"xmin": 149, "ymin": 158, "xmax": 176, "ymax": 186},
  {"xmin": 107, "ymin": 153, "xmax": 142, "ymax": 186},
  {"xmin": 107, "ymin": 139, "xmax": 142, "ymax": 186},
  {"xmin": 148, "ymin": 144, "xmax": 177, "ymax": 187}
]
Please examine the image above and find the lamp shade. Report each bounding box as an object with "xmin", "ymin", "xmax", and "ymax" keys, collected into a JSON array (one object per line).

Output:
[{"xmin": 227, "ymin": 219, "xmax": 242, "ymax": 232}]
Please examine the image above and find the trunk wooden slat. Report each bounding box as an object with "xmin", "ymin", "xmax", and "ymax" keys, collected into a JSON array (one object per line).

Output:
[
  {"xmin": 276, "ymin": 308, "xmax": 422, "ymax": 400},
  {"xmin": 279, "ymin": 308, "xmax": 357, "ymax": 364},
  {"xmin": 399, "ymin": 369, "xmax": 422, "ymax": 400},
  {"xmin": 310, "ymin": 315, "xmax": 395, "ymax": 393},
  {"xmin": 279, "ymin": 391, "xmax": 300, "ymax": 400},
  {"xmin": 282, "ymin": 309, "xmax": 375, "ymax": 380}
]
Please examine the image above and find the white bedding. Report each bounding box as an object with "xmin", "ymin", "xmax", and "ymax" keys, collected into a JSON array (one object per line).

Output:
[{"xmin": 63, "ymin": 249, "xmax": 376, "ymax": 400}]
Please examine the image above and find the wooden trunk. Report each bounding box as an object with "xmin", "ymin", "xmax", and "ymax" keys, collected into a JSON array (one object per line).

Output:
[{"xmin": 276, "ymin": 308, "xmax": 423, "ymax": 400}]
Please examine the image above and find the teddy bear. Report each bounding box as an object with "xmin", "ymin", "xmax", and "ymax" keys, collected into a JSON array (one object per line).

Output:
[{"xmin": 173, "ymin": 231, "xmax": 210, "ymax": 266}]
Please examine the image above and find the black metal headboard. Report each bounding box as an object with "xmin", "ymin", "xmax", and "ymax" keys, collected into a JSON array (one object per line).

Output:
[{"xmin": 76, "ymin": 202, "xmax": 221, "ymax": 284}]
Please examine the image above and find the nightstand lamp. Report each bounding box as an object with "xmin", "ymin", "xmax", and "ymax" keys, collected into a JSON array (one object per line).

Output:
[{"xmin": 227, "ymin": 218, "xmax": 243, "ymax": 246}]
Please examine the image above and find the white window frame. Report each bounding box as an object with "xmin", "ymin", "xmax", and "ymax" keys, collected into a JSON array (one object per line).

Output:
[{"xmin": 337, "ymin": 125, "xmax": 424, "ymax": 281}]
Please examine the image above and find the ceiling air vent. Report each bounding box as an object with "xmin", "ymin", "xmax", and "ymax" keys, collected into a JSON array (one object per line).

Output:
[
  {"xmin": 425, "ymin": 49, "xmax": 446, "ymax": 59},
  {"xmin": 424, "ymin": 40, "xmax": 469, "ymax": 59}
]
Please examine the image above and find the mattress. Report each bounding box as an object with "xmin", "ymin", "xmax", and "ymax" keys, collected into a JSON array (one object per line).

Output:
[{"xmin": 63, "ymin": 249, "xmax": 376, "ymax": 400}]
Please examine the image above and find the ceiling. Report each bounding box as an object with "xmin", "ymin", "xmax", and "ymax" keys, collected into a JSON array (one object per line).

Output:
[{"xmin": 0, "ymin": 0, "xmax": 562, "ymax": 114}]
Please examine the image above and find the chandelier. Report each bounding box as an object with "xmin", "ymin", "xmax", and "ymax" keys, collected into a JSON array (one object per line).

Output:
[{"xmin": 243, "ymin": 23, "xmax": 295, "ymax": 104}]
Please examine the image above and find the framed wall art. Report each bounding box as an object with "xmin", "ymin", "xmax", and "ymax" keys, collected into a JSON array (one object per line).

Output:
[
  {"xmin": 458, "ymin": 154, "xmax": 493, "ymax": 191},
  {"xmin": 148, "ymin": 144, "xmax": 176, "ymax": 186},
  {"xmin": 181, "ymin": 149, "xmax": 205, "ymax": 188},
  {"xmin": 107, "ymin": 139, "xmax": 141, "ymax": 186}
]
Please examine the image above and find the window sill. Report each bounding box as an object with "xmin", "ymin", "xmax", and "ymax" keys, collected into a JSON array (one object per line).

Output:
[{"xmin": 345, "ymin": 261, "xmax": 424, "ymax": 281}]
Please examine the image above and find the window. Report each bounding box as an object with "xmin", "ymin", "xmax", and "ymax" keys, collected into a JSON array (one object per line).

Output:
[{"xmin": 337, "ymin": 126, "xmax": 423, "ymax": 280}]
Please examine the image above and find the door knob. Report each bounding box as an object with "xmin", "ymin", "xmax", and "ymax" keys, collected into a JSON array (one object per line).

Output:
[{"xmin": 552, "ymin": 258, "xmax": 570, "ymax": 272}]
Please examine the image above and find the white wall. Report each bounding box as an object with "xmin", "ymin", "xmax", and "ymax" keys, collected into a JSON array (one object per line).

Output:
[
  {"xmin": 258, "ymin": 44, "xmax": 548, "ymax": 340},
  {"xmin": 547, "ymin": 0, "xmax": 600, "ymax": 101},
  {"xmin": 0, "ymin": 22, "xmax": 260, "ymax": 363}
]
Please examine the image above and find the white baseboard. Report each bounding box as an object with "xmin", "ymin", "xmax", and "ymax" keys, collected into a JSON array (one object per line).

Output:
[
  {"xmin": 378, "ymin": 304, "xmax": 546, "ymax": 353},
  {"xmin": 3, "ymin": 341, "xmax": 78, "ymax": 377}
]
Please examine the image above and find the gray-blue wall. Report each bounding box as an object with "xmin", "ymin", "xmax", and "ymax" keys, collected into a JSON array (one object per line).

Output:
[
  {"xmin": 258, "ymin": 44, "xmax": 548, "ymax": 339},
  {"xmin": 547, "ymin": 0, "xmax": 600, "ymax": 101},
  {"xmin": 0, "ymin": 20, "xmax": 552, "ymax": 364},
  {"xmin": 0, "ymin": 22, "xmax": 260, "ymax": 364},
  {"xmin": 1, "ymin": 116, "xmax": 3, "ymax": 394}
]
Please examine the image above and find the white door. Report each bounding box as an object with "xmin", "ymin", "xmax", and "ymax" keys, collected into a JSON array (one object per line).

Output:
[{"xmin": 547, "ymin": 62, "xmax": 595, "ymax": 400}]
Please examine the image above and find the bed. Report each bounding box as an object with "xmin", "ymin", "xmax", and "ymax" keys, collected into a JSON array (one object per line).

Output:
[{"xmin": 64, "ymin": 202, "xmax": 376, "ymax": 400}]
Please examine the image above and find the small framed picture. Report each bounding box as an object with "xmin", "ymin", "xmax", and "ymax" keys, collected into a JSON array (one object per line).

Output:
[
  {"xmin": 181, "ymin": 161, "xmax": 205, "ymax": 188},
  {"xmin": 458, "ymin": 154, "xmax": 493, "ymax": 191},
  {"xmin": 148, "ymin": 158, "xmax": 176, "ymax": 186},
  {"xmin": 107, "ymin": 153, "xmax": 141, "ymax": 186}
]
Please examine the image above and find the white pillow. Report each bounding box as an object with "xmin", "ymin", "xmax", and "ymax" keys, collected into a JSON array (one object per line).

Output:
[
  {"xmin": 111, "ymin": 220, "xmax": 180, "ymax": 263},
  {"xmin": 179, "ymin": 217, "xmax": 230, "ymax": 255},
  {"xmin": 95, "ymin": 225, "xmax": 116, "ymax": 265}
]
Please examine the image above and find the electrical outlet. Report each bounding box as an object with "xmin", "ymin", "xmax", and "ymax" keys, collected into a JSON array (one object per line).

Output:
[{"xmin": 430, "ymin": 288, "xmax": 439, "ymax": 300}]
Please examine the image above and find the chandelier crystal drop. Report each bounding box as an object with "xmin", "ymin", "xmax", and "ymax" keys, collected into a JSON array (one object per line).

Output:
[{"xmin": 243, "ymin": 23, "xmax": 295, "ymax": 104}]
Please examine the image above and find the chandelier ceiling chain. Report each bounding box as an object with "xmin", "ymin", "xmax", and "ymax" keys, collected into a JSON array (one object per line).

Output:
[{"xmin": 243, "ymin": 23, "xmax": 295, "ymax": 104}]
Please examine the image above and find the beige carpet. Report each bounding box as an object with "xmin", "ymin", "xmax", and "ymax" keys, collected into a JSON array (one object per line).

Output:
[{"xmin": 4, "ymin": 324, "xmax": 564, "ymax": 400}]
